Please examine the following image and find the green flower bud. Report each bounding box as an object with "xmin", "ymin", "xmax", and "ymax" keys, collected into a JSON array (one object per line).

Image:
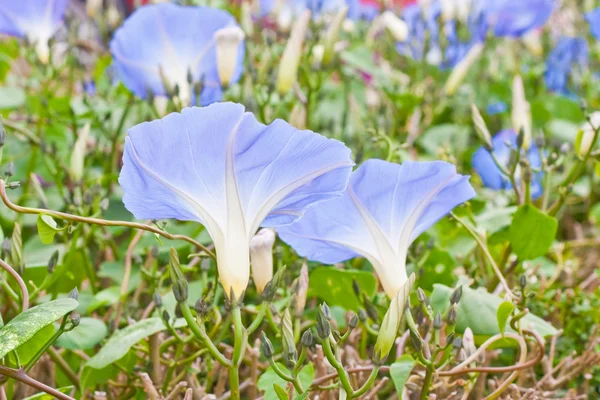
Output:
[
  {"xmin": 446, "ymin": 305, "xmax": 457, "ymax": 325},
  {"xmin": 281, "ymin": 309, "xmax": 297, "ymax": 366},
  {"xmin": 169, "ymin": 248, "xmax": 188, "ymax": 303},
  {"xmin": 301, "ymin": 329, "xmax": 314, "ymax": 348},
  {"xmin": 162, "ymin": 310, "xmax": 170, "ymax": 324},
  {"xmin": 433, "ymin": 313, "xmax": 443, "ymax": 330},
  {"xmin": 349, "ymin": 313, "xmax": 359, "ymax": 329},
  {"xmin": 70, "ymin": 312, "xmax": 81, "ymax": 327},
  {"xmin": 450, "ymin": 286, "xmax": 462, "ymax": 305},
  {"xmin": 316, "ymin": 305, "xmax": 331, "ymax": 339},
  {"xmin": 47, "ymin": 250, "xmax": 59, "ymax": 274},
  {"xmin": 68, "ymin": 287, "xmax": 79, "ymax": 301},
  {"xmin": 260, "ymin": 332, "xmax": 274, "ymax": 359},
  {"xmin": 194, "ymin": 298, "xmax": 210, "ymax": 317},
  {"xmin": 519, "ymin": 274, "xmax": 527, "ymax": 289},
  {"xmin": 417, "ymin": 288, "xmax": 428, "ymax": 305}
]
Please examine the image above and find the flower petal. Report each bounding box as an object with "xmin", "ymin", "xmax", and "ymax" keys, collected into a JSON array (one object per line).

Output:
[
  {"xmin": 278, "ymin": 159, "xmax": 475, "ymax": 298},
  {"xmin": 487, "ymin": 0, "xmax": 555, "ymax": 37},
  {"xmin": 109, "ymin": 3, "xmax": 244, "ymax": 105},
  {"xmin": 0, "ymin": 0, "xmax": 68, "ymax": 40}
]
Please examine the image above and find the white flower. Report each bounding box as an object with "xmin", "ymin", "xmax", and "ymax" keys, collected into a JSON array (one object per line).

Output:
[{"xmin": 214, "ymin": 26, "xmax": 245, "ymax": 87}]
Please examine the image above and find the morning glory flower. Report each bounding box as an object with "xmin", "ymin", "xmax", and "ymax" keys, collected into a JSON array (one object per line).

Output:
[
  {"xmin": 586, "ymin": 8, "xmax": 600, "ymax": 40},
  {"xmin": 485, "ymin": 0, "xmax": 555, "ymax": 38},
  {"xmin": 260, "ymin": 0, "xmax": 376, "ymax": 22},
  {"xmin": 278, "ymin": 160, "xmax": 475, "ymax": 299},
  {"xmin": 119, "ymin": 102, "xmax": 353, "ymax": 298},
  {"xmin": 544, "ymin": 37, "xmax": 588, "ymax": 96},
  {"xmin": 110, "ymin": 3, "xmax": 245, "ymax": 107},
  {"xmin": 472, "ymin": 130, "xmax": 544, "ymax": 199},
  {"xmin": 0, "ymin": 0, "xmax": 69, "ymax": 63}
]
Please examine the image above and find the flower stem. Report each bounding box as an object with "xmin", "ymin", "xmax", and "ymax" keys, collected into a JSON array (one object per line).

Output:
[
  {"xmin": 321, "ymin": 337, "xmax": 355, "ymax": 397},
  {"xmin": 230, "ymin": 305, "xmax": 247, "ymax": 400}
]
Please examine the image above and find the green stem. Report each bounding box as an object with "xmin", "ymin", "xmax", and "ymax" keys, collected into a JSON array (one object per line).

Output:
[
  {"xmin": 351, "ymin": 367, "xmax": 379, "ymax": 398},
  {"xmin": 179, "ymin": 301, "xmax": 230, "ymax": 367},
  {"xmin": 420, "ymin": 366, "xmax": 435, "ymax": 400},
  {"xmin": 321, "ymin": 337, "xmax": 354, "ymax": 397},
  {"xmin": 268, "ymin": 358, "xmax": 304, "ymax": 394},
  {"xmin": 247, "ymin": 301, "xmax": 268, "ymax": 334},
  {"xmin": 229, "ymin": 305, "xmax": 247, "ymax": 400}
]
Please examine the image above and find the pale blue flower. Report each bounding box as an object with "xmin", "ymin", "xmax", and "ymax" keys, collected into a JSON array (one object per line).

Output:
[
  {"xmin": 278, "ymin": 160, "xmax": 475, "ymax": 298},
  {"xmin": 472, "ymin": 130, "xmax": 544, "ymax": 199},
  {"xmin": 585, "ymin": 8, "xmax": 600, "ymax": 40},
  {"xmin": 544, "ymin": 37, "xmax": 588, "ymax": 96},
  {"xmin": 119, "ymin": 102, "xmax": 354, "ymax": 297},
  {"xmin": 0, "ymin": 0, "xmax": 69, "ymax": 63},
  {"xmin": 110, "ymin": 3, "xmax": 245, "ymax": 106},
  {"xmin": 485, "ymin": 0, "xmax": 555, "ymax": 38}
]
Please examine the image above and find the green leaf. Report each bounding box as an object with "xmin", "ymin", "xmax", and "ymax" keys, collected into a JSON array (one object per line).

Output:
[
  {"xmin": 510, "ymin": 205, "xmax": 558, "ymax": 260},
  {"xmin": 13, "ymin": 324, "xmax": 55, "ymax": 365},
  {"xmin": 36, "ymin": 214, "xmax": 61, "ymax": 245},
  {"xmin": 55, "ymin": 318, "xmax": 108, "ymax": 350},
  {"xmin": 258, "ymin": 363, "xmax": 314, "ymax": 400},
  {"xmin": 308, "ymin": 268, "xmax": 377, "ymax": 311},
  {"xmin": 85, "ymin": 317, "xmax": 185, "ymax": 370},
  {"xmin": 419, "ymin": 124, "xmax": 470, "ymax": 155},
  {"xmin": 390, "ymin": 354, "xmax": 415, "ymax": 394},
  {"xmin": 430, "ymin": 285, "xmax": 556, "ymax": 344},
  {"xmin": 0, "ymin": 86, "xmax": 26, "ymax": 109},
  {"xmin": 0, "ymin": 298, "xmax": 78, "ymax": 359},
  {"xmin": 22, "ymin": 386, "xmax": 74, "ymax": 399},
  {"xmin": 496, "ymin": 301, "xmax": 516, "ymax": 336},
  {"xmin": 273, "ymin": 384, "xmax": 288, "ymax": 400}
]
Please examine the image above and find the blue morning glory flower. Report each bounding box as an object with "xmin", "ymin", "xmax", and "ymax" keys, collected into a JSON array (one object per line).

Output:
[
  {"xmin": 544, "ymin": 37, "xmax": 588, "ymax": 96},
  {"xmin": 278, "ymin": 159, "xmax": 475, "ymax": 298},
  {"xmin": 110, "ymin": 3, "xmax": 245, "ymax": 107},
  {"xmin": 0, "ymin": 0, "xmax": 69, "ymax": 63},
  {"xmin": 487, "ymin": 101, "xmax": 508, "ymax": 115},
  {"xmin": 485, "ymin": 0, "xmax": 555, "ymax": 38},
  {"xmin": 119, "ymin": 102, "xmax": 354, "ymax": 298},
  {"xmin": 585, "ymin": 8, "xmax": 600, "ymax": 40},
  {"xmin": 260, "ymin": 0, "xmax": 377, "ymax": 21},
  {"xmin": 472, "ymin": 130, "xmax": 544, "ymax": 199}
]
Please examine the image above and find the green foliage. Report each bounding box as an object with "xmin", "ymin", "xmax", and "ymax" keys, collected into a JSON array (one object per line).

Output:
[
  {"xmin": 257, "ymin": 363, "xmax": 314, "ymax": 400},
  {"xmin": 510, "ymin": 205, "xmax": 558, "ymax": 260},
  {"xmin": 308, "ymin": 267, "xmax": 377, "ymax": 311},
  {"xmin": 0, "ymin": 299, "xmax": 78, "ymax": 359},
  {"xmin": 390, "ymin": 355, "xmax": 415, "ymax": 394}
]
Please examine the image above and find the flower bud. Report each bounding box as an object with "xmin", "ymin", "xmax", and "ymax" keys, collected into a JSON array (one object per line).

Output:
[
  {"xmin": 321, "ymin": 303, "xmax": 331, "ymax": 320},
  {"xmin": 68, "ymin": 287, "xmax": 79, "ymax": 301},
  {"xmin": 214, "ymin": 26, "xmax": 245, "ymax": 87},
  {"xmin": 519, "ymin": 274, "xmax": 527, "ymax": 289},
  {"xmin": 169, "ymin": 248, "xmax": 188, "ymax": 303},
  {"xmin": 240, "ymin": 1, "xmax": 254, "ymax": 36},
  {"xmin": 260, "ymin": 332, "xmax": 274, "ymax": 358},
  {"xmin": 409, "ymin": 330, "xmax": 422, "ymax": 351},
  {"xmin": 446, "ymin": 305, "xmax": 457, "ymax": 325},
  {"xmin": 107, "ymin": 4, "xmax": 122, "ymax": 29},
  {"xmin": 433, "ymin": 313, "xmax": 443, "ymax": 330},
  {"xmin": 450, "ymin": 286, "xmax": 462, "ymax": 304},
  {"xmin": 162, "ymin": 310, "xmax": 170, "ymax": 324},
  {"xmin": 47, "ymin": 250, "xmax": 59, "ymax": 273},
  {"xmin": 276, "ymin": 3, "xmax": 294, "ymax": 32},
  {"xmin": 277, "ymin": 10, "xmax": 311, "ymax": 94},
  {"xmin": 261, "ymin": 265, "xmax": 287, "ymax": 302},
  {"xmin": 86, "ymin": 0, "xmax": 103, "ymax": 18},
  {"xmin": 462, "ymin": 327, "xmax": 476, "ymax": 357},
  {"xmin": 250, "ymin": 229, "xmax": 276, "ymax": 294},
  {"xmin": 289, "ymin": 103, "xmax": 306, "ymax": 130},
  {"xmin": 349, "ymin": 313, "xmax": 359, "ymax": 329},
  {"xmin": 373, "ymin": 274, "xmax": 415, "ymax": 363},
  {"xmin": 10, "ymin": 223, "xmax": 23, "ymax": 274},
  {"xmin": 445, "ymin": 43, "xmax": 484, "ymax": 95},
  {"xmin": 70, "ymin": 123, "xmax": 90, "ymax": 182},
  {"xmin": 381, "ymin": 11, "xmax": 409, "ymax": 42},
  {"xmin": 322, "ymin": 6, "xmax": 348, "ymax": 66},
  {"xmin": 417, "ymin": 288, "xmax": 428, "ymax": 305},
  {"xmin": 301, "ymin": 329, "xmax": 314, "ymax": 347},
  {"xmin": 281, "ymin": 309, "xmax": 297, "ymax": 367},
  {"xmin": 316, "ymin": 305, "xmax": 331, "ymax": 339},
  {"xmin": 4, "ymin": 162, "xmax": 14, "ymax": 178},
  {"xmin": 577, "ymin": 111, "xmax": 600, "ymax": 157},
  {"xmin": 70, "ymin": 312, "xmax": 81, "ymax": 327},
  {"xmin": 293, "ymin": 262, "xmax": 309, "ymax": 317},
  {"xmin": 512, "ymin": 75, "xmax": 531, "ymax": 150},
  {"xmin": 194, "ymin": 298, "xmax": 211, "ymax": 317},
  {"xmin": 471, "ymin": 104, "xmax": 493, "ymax": 151}
]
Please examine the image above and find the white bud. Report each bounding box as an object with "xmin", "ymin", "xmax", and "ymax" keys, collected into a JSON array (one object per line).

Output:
[
  {"xmin": 322, "ymin": 6, "xmax": 348, "ymax": 66},
  {"xmin": 86, "ymin": 0, "xmax": 103, "ymax": 18},
  {"xmin": 153, "ymin": 95, "xmax": 169, "ymax": 117},
  {"xmin": 214, "ymin": 26, "xmax": 245, "ymax": 87},
  {"xmin": 107, "ymin": 5, "xmax": 121, "ymax": 30},
  {"xmin": 70, "ymin": 123, "xmax": 91, "ymax": 181},
  {"xmin": 35, "ymin": 39, "xmax": 50, "ymax": 65},
  {"xmin": 577, "ymin": 111, "xmax": 600, "ymax": 157},
  {"xmin": 250, "ymin": 229, "xmax": 276, "ymax": 294},
  {"xmin": 311, "ymin": 44, "xmax": 325, "ymax": 67},
  {"xmin": 276, "ymin": 3, "xmax": 294, "ymax": 32},
  {"xmin": 381, "ymin": 11, "xmax": 409, "ymax": 42},
  {"xmin": 511, "ymin": 74, "xmax": 532, "ymax": 149},
  {"xmin": 277, "ymin": 10, "xmax": 311, "ymax": 94},
  {"xmin": 445, "ymin": 42, "xmax": 484, "ymax": 95}
]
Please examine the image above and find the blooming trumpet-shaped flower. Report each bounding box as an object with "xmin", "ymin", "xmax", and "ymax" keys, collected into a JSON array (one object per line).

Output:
[
  {"xmin": 119, "ymin": 102, "xmax": 353, "ymax": 298},
  {"xmin": 278, "ymin": 160, "xmax": 475, "ymax": 299},
  {"xmin": 110, "ymin": 3, "xmax": 244, "ymax": 106},
  {"xmin": 0, "ymin": 0, "xmax": 69, "ymax": 63},
  {"xmin": 472, "ymin": 130, "xmax": 544, "ymax": 199},
  {"xmin": 485, "ymin": 0, "xmax": 555, "ymax": 38}
]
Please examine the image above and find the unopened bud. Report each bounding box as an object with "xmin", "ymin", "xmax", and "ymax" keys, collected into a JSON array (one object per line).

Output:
[
  {"xmin": 261, "ymin": 265, "xmax": 287, "ymax": 302},
  {"xmin": 301, "ymin": 329, "xmax": 314, "ymax": 347},
  {"xmin": 277, "ymin": 10, "xmax": 311, "ymax": 94},
  {"xmin": 321, "ymin": 303, "xmax": 331, "ymax": 320},
  {"xmin": 417, "ymin": 288, "xmax": 428, "ymax": 304},
  {"xmin": 535, "ymin": 134, "xmax": 545, "ymax": 149},
  {"xmin": 260, "ymin": 332, "xmax": 274, "ymax": 358},
  {"xmin": 250, "ymin": 229, "xmax": 276, "ymax": 294},
  {"xmin": 294, "ymin": 262, "xmax": 309, "ymax": 317},
  {"xmin": 519, "ymin": 274, "xmax": 527, "ymax": 289},
  {"xmin": 433, "ymin": 313, "xmax": 443, "ymax": 330},
  {"xmin": 162, "ymin": 310, "xmax": 170, "ymax": 324},
  {"xmin": 70, "ymin": 312, "xmax": 81, "ymax": 327},
  {"xmin": 450, "ymin": 286, "xmax": 462, "ymax": 304},
  {"xmin": 47, "ymin": 250, "xmax": 59, "ymax": 273},
  {"xmin": 409, "ymin": 331, "xmax": 422, "ymax": 351},
  {"xmin": 445, "ymin": 43, "xmax": 484, "ymax": 95},
  {"xmin": 380, "ymin": 11, "xmax": 409, "ymax": 42},
  {"xmin": 446, "ymin": 305, "xmax": 457, "ymax": 325},
  {"xmin": 68, "ymin": 287, "xmax": 79, "ymax": 301},
  {"xmin": 471, "ymin": 104, "xmax": 493, "ymax": 151},
  {"xmin": 281, "ymin": 309, "xmax": 297, "ymax": 366},
  {"xmin": 169, "ymin": 248, "xmax": 188, "ymax": 303},
  {"xmin": 349, "ymin": 313, "xmax": 359, "ymax": 329},
  {"xmin": 316, "ymin": 305, "xmax": 331, "ymax": 339},
  {"xmin": 214, "ymin": 26, "xmax": 245, "ymax": 87},
  {"xmin": 352, "ymin": 279, "xmax": 361, "ymax": 297},
  {"xmin": 452, "ymin": 336, "xmax": 462, "ymax": 349},
  {"xmin": 5, "ymin": 162, "xmax": 14, "ymax": 178},
  {"xmin": 322, "ymin": 6, "xmax": 348, "ymax": 66},
  {"xmin": 358, "ymin": 309, "xmax": 368, "ymax": 322},
  {"xmin": 70, "ymin": 123, "xmax": 90, "ymax": 182},
  {"xmin": 577, "ymin": 111, "xmax": 600, "ymax": 157}
]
